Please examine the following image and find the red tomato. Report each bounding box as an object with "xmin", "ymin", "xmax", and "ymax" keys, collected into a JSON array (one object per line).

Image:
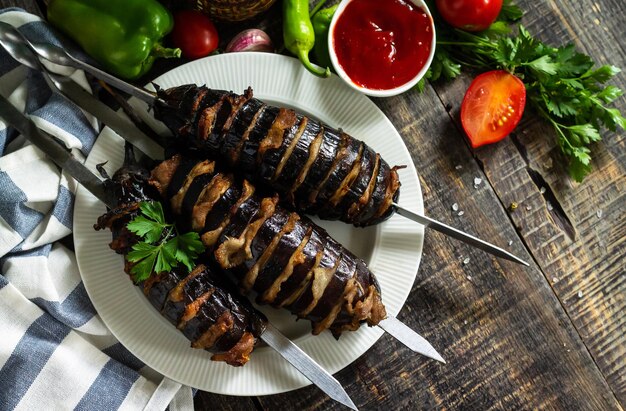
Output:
[
  {"xmin": 436, "ymin": 0, "xmax": 503, "ymax": 32},
  {"xmin": 460, "ymin": 70, "xmax": 526, "ymax": 148},
  {"xmin": 172, "ymin": 10, "xmax": 219, "ymax": 59}
]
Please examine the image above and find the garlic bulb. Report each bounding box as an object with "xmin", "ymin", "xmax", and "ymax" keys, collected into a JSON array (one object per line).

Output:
[{"xmin": 225, "ymin": 29, "xmax": 274, "ymax": 53}]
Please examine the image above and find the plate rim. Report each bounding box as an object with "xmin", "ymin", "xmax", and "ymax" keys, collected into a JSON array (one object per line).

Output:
[{"xmin": 73, "ymin": 52, "xmax": 425, "ymax": 396}]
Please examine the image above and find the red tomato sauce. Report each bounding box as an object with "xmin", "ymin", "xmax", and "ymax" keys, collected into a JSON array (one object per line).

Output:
[{"xmin": 332, "ymin": 0, "xmax": 433, "ymax": 90}]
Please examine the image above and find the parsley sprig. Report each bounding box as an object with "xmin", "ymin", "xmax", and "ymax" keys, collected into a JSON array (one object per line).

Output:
[
  {"xmin": 126, "ymin": 201, "xmax": 205, "ymax": 282},
  {"xmin": 422, "ymin": 0, "xmax": 625, "ymax": 181}
]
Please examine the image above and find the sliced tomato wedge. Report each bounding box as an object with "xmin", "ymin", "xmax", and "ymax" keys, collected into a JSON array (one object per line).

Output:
[{"xmin": 460, "ymin": 70, "xmax": 526, "ymax": 148}]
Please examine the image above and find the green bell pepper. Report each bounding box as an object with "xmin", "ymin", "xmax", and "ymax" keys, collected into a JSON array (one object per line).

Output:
[{"xmin": 47, "ymin": 0, "xmax": 181, "ymax": 80}]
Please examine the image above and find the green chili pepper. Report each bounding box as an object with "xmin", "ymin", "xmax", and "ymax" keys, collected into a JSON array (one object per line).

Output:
[
  {"xmin": 311, "ymin": 4, "xmax": 338, "ymax": 70},
  {"xmin": 47, "ymin": 0, "xmax": 181, "ymax": 80},
  {"xmin": 283, "ymin": 0, "xmax": 330, "ymax": 78}
]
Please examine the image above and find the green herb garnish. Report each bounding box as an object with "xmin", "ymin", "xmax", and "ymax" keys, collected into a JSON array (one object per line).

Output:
[
  {"xmin": 423, "ymin": 0, "xmax": 625, "ymax": 181},
  {"xmin": 126, "ymin": 201, "xmax": 205, "ymax": 282}
]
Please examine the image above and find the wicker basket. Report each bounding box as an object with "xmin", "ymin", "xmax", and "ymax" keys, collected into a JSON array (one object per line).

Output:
[{"xmin": 194, "ymin": 0, "xmax": 277, "ymax": 21}]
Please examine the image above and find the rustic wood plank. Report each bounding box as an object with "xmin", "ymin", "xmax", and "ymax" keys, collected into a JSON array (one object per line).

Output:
[
  {"xmin": 7, "ymin": 0, "xmax": 622, "ymax": 409},
  {"xmin": 194, "ymin": 393, "xmax": 259, "ymax": 411},
  {"xmin": 257, "ymin": 82, "xmax": 620, "ymax": 409},
  {"xmin": 432, "ymin": 0, "xmax": 626, "ymax": 403}
]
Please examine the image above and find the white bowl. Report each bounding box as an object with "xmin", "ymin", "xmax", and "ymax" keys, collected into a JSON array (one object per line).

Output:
[{"xmin": 328, "ymin": 0, "xmax": 436, "ymax": 97}]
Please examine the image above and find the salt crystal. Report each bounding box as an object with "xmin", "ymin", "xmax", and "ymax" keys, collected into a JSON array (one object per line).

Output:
[
  {"xmin": 455, "ymin": 165, "xmax": 463, "ymax": 170},
  {"xmin": 526, "ymin": 205, "xmax": 532, "ymax": 211},
  {"xmin": 596, "ymin": 209, "xmax": 603, "ymax": 219},
  {"xmin": 508, "ymin": 240, "xmax": 513, "ymax": 246},
  {"xmin": 452, "ymin": 203, "xmax": 459, "ymax": 211},
  {"xmin": 466, "ymin": 275, "xmax": 472, "ymax": 281},
  {"xmin": 458, "ymin": 210, "xmax": 465, "ymax": 216},
  {"xmin": 473, "ymin": 177, "xmax": 482, "ymax": 186},
  {"xmin": 540, "ymin": 187, "xmax": 546, "ymax": 194},
  {"xmin": 547, "ymin": 202, "xmax": 554, "ymax": 211},
  {"xmin": 463, "ymin": 257, "xmax": 470, "ymax": 265},
  {"xmin": 577, "ymin": 291, "xmax": 583, "ymax": 298},
  {"xmin": 464, "ymin": 320, "xmax": 468, "ymax": 325},
  {"xmin": 552, "ymin": 277, "xmax": 558, "ymax": 283}
]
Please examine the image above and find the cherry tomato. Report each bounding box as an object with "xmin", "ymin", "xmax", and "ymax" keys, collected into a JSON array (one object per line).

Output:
[
  {"xmin": 172, "ymin": 10, "xmax": 219, "ymax": 60},
  {"xmin": 460, "ymin": 70, "xmax": 526, "ymax": 148},
  {"xmin": 436, "ymin": 0, "xmax": 503, "ymax": 32}
]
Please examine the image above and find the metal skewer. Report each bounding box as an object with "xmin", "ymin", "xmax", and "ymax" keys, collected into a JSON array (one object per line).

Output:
[
  {"xmin": 0, "ymin": 21, "xmax": 529, "ymax": 267},
  {"xmin": 0, "ymin": 94, "xmax": 358, "ymax": 411},
  {"xmin": 0, "ymin": 24, "xmax": 363, "ymax": 409},
  {"xmin": 393, "ymin": 205, "xmax": 530, "ymax": 266},
  {"xmin": 0, "ymin": 23, "xmax": 160, "ymax": 105},
  {"xmin": 0, "ymin": 24, "xmax": 445, "ymax": 363}
]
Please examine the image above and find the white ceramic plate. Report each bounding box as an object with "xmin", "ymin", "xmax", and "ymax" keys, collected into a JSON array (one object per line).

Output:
[{"xmin": 73, "ymin": 53, "xmax": 424, "ymax": 396}]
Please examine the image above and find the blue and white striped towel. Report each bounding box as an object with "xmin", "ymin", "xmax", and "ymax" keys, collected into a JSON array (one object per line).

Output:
[{"xmin": 0, "ymin": 9, "xmax": 193, "ymax": 410}]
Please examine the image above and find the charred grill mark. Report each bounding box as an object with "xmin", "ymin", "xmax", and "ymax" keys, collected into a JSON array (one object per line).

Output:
[
  {"xmin": 181, "ymin": 172, "xmax": 217, "ymax": 220},
  {"xmin": 149, "ymin": 156, "xmax": 387, "ymax": 335},
  {"xmin": 319, "ymin": 141, "xmax": 365, "ymax": 220},
  {"xmin": 296, "ymin": 127, "xmax": 344, "ymax": 211},
  {"xmin": 338, "ymin": 146, "xmax": 375, "ymax": 219},
  {"xmin": 240, "ymin": 213, "xmax": 300, "ymax": 293},
  {"xmin": 202, "ymin": 180, "xmax": 255, "ymax": 248},
  {"xmin": 354, "ymin": 159, "xmax": 390, "ymax": 226},
  {"xmin": 253, "ymin": 217, "xmax": 310, "ymax": 295},
  {"xmin": 166, "ymin": 158, "xmax": 197, "ymax": 200},
  {"xmin": 221, "ymin": 99, "xmax": 265, "ymax": 165},
  {"xmin": 155, "ymin": 85, "xmax": 401, "ymax": 226},
  {"xmin": 239, "ymin": 106, "xmax": 280, "ymax": 172},
  {"xmin": 95, "ymin": 151, "xmax": 267, "ymax": 367},
  {"xmin": 202, "ymin": 180, "xmax": 240, "ymax": 232},
  {"xmin": 171, "ymin": 160, "xmax": 215, "ymax": 214},
  {"xmin": 274, "ymin": 118, "xmax": 321, "ymax": 195},
  {"xmin": 315, "ymin": 137, "xmax": 363, "ymax": 209},
  {"xmin": 257, "ymin": 109, "xmax": 299, "ymax": 178},
  {"xmin": 230, "ymin": 209, "xmax": 291, "ymax": 284},
  {"xmin": 270, "ymin": 116, "xmax": 308, "ymax": 182}
]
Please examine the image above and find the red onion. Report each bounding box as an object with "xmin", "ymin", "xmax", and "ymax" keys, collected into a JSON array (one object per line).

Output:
[{"xmin": 225, "ymin": 29, "xmax": 274, "ymax": 53}]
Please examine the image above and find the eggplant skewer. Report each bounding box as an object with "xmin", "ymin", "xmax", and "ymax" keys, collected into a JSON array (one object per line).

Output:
[
  {"xmin": 153, "ymin": 85, "xmax": 402, "ymax": 227},
  {"xmin": 94, "ymin": 146, "xmax": 267, "ymax": 366},
  {"xmin": 150, "ymin": 155, "xmax": 387, "ymax": 337}
]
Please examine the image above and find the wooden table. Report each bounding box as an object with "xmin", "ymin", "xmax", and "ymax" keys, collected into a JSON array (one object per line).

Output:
[{"xmin": 10, "ymin": 0, "xmax": 624, "ymax": 409}]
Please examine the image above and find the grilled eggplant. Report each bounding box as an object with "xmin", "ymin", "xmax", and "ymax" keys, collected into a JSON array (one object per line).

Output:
[
  {"xmin": 150, "ymin": 155, "xmax": 387, "ymax": 337},
  {"xmin": 153, "ymin": 84, "xmax": 401, "ymax": 227},
  {"xmin": 94, "ymin": 145, "xmax": 267, "ymax": 366}
]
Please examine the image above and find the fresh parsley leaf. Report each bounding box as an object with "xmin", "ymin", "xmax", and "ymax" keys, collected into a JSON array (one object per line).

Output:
[
  {"xmin": 425, "ymin": 2, "xmax": 625, "ymax": 181},
  {"xmin": 482, "ymin": 21, "xmax": 511, "ymax": 37},
  {"xmin": 583, "ymin": 65, "xmax": 621, "ymax": 83},
  {"xmin": 140, "ymin": 201, "xmax": 166, "ymax": 225},
  {"xmin": 566, "ymin": 124, "xmax": 601, "ymax": 145},
  {"xmin": 126, "ymin": 215, "xmax": 164, "ymax": 243},
  {"xmin": 175, "ymin": 232, "xmax": 205, "ymax": 271},
  {"xmin": 597, "ymin": 85, "xmax": 623, "ymax": 103},
  {"xmin": 128, "ymin": 242, "xmax": 160, "ymax": 282},
  {"xmin": 569, "ymin": 146, "xmax": 593, "ymax": 182},
  {"xmin": 600, "ymin": 107, "xmax": 626, "ymax": 131},
  {"xmin": 526, "ymin": 55, "xmax": 559, "ymax": 76},
  {"xmin": 154, "ymin": 239, "xmax": 177, "ymax": 274},
  {"xmin": 553, "ymin": 45, "xmax": 593, "ymax": 76},
  {"xmin": 125, "ymin": 201, "xmax": 206, "ymax": 282},
  {"xmin": 498, "ymin": 0, "xmax": 524, "ymax": 22}
]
